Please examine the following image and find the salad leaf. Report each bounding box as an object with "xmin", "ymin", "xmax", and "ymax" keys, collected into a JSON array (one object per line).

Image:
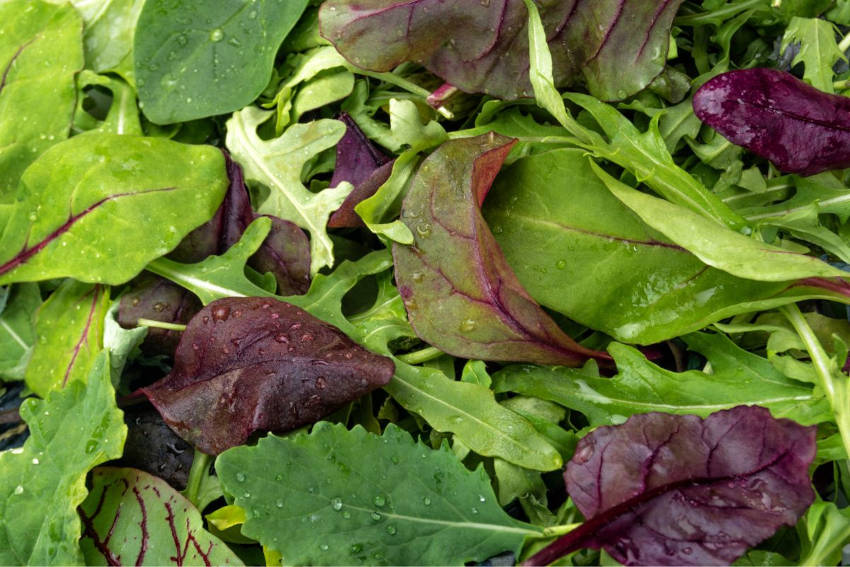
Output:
[
  {"xmin": 0, "ymin": 133, "xmax": 228, "ymax": 286},
  {"xmin": 528, "ymin": 406, "xmax": 816, "ymax": 566},
  {"xmin": 0, "ymin": 0, "xmax": 83, "ymax": 198},
  {"xmin": 781, "ymin": 17, "xmax": 844, "ymax": 92},
  {"xmin": 25, "ymin": 280, "xmax": 109, "ymax": 397},
  {"xmin": 225, "ymin": 107, "xmax": 348, "ymax": 274},
  {"xmin": 319, "ymin": 0, "xmax": 682, "ymax": 101},
  {"xmin": 797, "ymin": 499, "xmax": 850, "ymax": 566},
  {"xmin": 216, "ymin": 422, "xmax": 540, "ymax": 565},
  {"xmin": 0, "ymin": 283, "xmax": 39, "ymax": 381},
  {"xmin": 69, "ymin": 0, "xmax": 144, "ymax": 83},
  {"xmin": 142, "ymin": 296, "xmax": 395, "ymax": 454},
  {"xmin": 134, "ymin": 0, "xmax": 309, "ymax": 124},
  {"xmin": 79, "ymin": 467, "xmax": 243, "ymax": 566},
  {"xmin": 494, "ymin": 332, "xmax": 831, "ymax": 427},
  {"xmin": 0, "ymin": 353, "xmax": 126, "ymax": 565},
  {"xmin": 693, "ymin": 68, "xmax": 850, "ymax": 175},
  {"xmin": 393, "ymin": 134, "xmax": 605, "ymax": 365}
]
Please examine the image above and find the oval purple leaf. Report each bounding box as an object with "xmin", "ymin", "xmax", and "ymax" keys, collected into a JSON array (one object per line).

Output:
[
  {"xmin": 526, "ymin": 405, "xmax": 815, "ymax": 566},
  {"xmin": 693, "ymin": 68, "xmax": 850, "ymax": 175},
  {"xmin": 141, "ymin": 297, "xmax": 395, "ymax": 455}
]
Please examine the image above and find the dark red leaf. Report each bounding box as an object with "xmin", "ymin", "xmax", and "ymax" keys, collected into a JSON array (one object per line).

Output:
[
  {"xmin": 141, "ymin": 297, "xmax": 395, "ymax": 455},
  {"xmin": 693, "ymin": 68, "xmax": 850, "ymax": 175},
  {"xmin": 319, "ymin": 0, "xmax": 683, "ymax": 101},
  {"xmin": 526, "ymin": 406, "xmax": 816, "ymax": 566},
  {"xmin": 392, "ymin": 133, "xmax": 607, "ymax": 366}
]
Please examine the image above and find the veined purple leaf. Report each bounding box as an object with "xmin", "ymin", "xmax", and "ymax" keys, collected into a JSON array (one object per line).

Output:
[
  {"xmin": 141, "ymin": 297, "xmax": 395, "ymax": 455},
  {"xmin": 319, "ymin": 0, "xmax": 683, "ymax": 101},
  {"xmin": 526, "ymin": 406, "xmax": 816, "ymax": 566},
  {"xmin": 693, "ymin": 68, "xmax": 850, "ymax": 175},
  {"xmin": 392, "ymin": 133, "xmax": 607, "ymax": 366}
]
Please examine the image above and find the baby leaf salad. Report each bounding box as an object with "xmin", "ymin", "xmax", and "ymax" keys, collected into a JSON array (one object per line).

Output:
[{"xmin": 6, "ymin": 0, "xmax": 850, "ymax": 565}]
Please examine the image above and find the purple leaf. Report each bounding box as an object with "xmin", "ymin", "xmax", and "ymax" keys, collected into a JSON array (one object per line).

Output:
[
  {"xmin": 319, "ymin": 0, "xmax": 683, "ymax": 101},
  {"xmin": 328, "ymin": 115, "xmax": 395, "ymax": 229},
  {"xmin": 693, "ymin": 68, "xmax": 850, "ymax": 175},
  {"xmin": 526, "ymin": 406, "xmax": 816, "ymax": 566},
  {"xmin": 392, "ymin": 133, "xmax": 607, "ymax": 366},
  {"xmin": 141, "ymin": 297, "xmax": 395, "ymax": 455}
]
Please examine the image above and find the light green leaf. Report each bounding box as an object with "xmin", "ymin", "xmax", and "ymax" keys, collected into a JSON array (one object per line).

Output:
[
  {"xmin": 782, "ymin": 17, "xmax": 844, "ymax": 92},
  {"xmin": 0, "ymin": 283, "xmax": 40, "ymax": 381},
  {"xmin": 135, "ymin": 0, "xmax": 309, "ymax": 124},
  {"xmin": 461, "ymin": 360, "xmax": 492, "ymax": 388},
  {"xmin": 592, "ymin": 161, "xmax": 850, "ymax": 282},
  {"xmin": 74, "ymin": 70, "xmax": 142, "ymax": 135},
  {"xmin": 0, "ymin": 352, "xmax": 126, "ymax": 565},
  {"xmin": 797, "ymin": 499, "xmax": 850, "ymax": 566},
  {"xmin": 216, "ymin": 422, "xmax": 540, "ymax": 565},
  {"xmin": 493, "ymin": 332, "xmax": 831, "ymax": 427},
  {"xmin": 25, "ymin": 279, "xmax": 110, "ymax": 397},
  {"xmin": 225, "ymin": 107, "xmax": 348, "ymax": 274},
  {"xmin": 0, "ymin": 0, "xmax": 83, "ymax": 199},
  {"xmin": 0, "ymin": 133, "xmax": 228, "ymax": 285},
  {"xmin": 147, "ymin": 217, "xmax": 277, "ymax": 305},
  {"xmin": 103, "ymin": 299, "xmax": 146, "ymax": 385},
  {"xmin": 79, "ymin": 467, "xmax": 243, "ymax": 566},
  {"xmin": 67, "ymin": 0, "xmax": 144, "ymax": 83},
  {"xmin": 354, "ymin": 148, "xmax": 419, "ymax": 244}
]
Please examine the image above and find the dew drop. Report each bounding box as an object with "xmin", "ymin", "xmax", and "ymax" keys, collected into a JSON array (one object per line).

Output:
[
  {"xmin": 423, "ymin": 496, "xmax": 431, "ymax": 506},
  {"xmin": 320, "ymin": 544, "xmax": 329, "ymax": 552},
  {"xmin": 331, "ymin": 498, "xmax": 343, "ymax": 511},
  {"xmin": 371, "ymin": 512, "xmax": 382, "ymax": 521},
  {"xmin": 350, "ymin": 543, "xmax": 362, "ymax": 553},
  {"xmin": 415, "ymin": 223, "xmax": 432, "ymax": 237},
  {"xmin": 235, "ymin": 472, "xmax": 246, "ymax": 482},
  {"xmin": 209, "ymin": 28, "xmax": 224, "ymax": 42},
  {"xmin": 385, "ymin": 524, "xmax": 397, "ymax": 535},
  {"xmin": 471, "ymin": 507, "xmax": 479, "ymax": 514},
  {"xmin": 555, "ymin": 259, "xmax": 567, "ymax": 270},
  {"xmin": 373, "ymin": 495, "xmax": 386, "ymax": 507},
  {"xmin": 13, "ymin": 485, "xmax": 23, "ymax": 495},
  {"xmin": 176, "ymin": 34, "xmax": 188, "ymax": 46},
  {"xmin": 411, "ymin": 271, "xmax": 424, "ymax": 282},
  {"xmin": 459, "ymin": 319, "xmax": 476, "ymax": 332},
  {"xmin": 276, "ymin": 499, "xmax": 284, "ymax": 508}
]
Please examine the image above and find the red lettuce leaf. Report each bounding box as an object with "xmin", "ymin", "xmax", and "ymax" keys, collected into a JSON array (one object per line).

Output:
[
  {"xmin": 328, "ymin": 114, "xmax": 395, "ymax": 229},
  {"xmin": 693, "ymin": 68, "xmax": 850, "ymax": 175},
  {"xmin": 526, "ymin": 406, "xmax": 816, "ymax": 566},
  {"xmin": 319, "ymin": 0, "xmax": 683, "ymax": 101},
  {"xmin": 141, "ymin": 297, "xmax": 395, "ymax": 455},
  {"xmin": 392, "ymin": 133, "xmax": 607, "ymax": 366}
]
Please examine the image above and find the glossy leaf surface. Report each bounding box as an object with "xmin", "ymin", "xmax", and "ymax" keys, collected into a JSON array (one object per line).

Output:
[
  {"xmin": 135, "ymin": 0, "xmax": 309, "ymax": 123},
  {"xmin": 216, "ymin": 422, "xmax": 539, "ymax": 565},
  {"xmin": 0, "ymin": 283, "xmax": 39, "ymax": 380},
  {"xmin": 320, "ymin": 0, "xmax": 682, "ymax": 101},
  {"xmin": 0, "ymin": 353, "xmax": 126, "ymax": 565},
  {"xmin": 142, "ymin": 297, "xmax": 395, "ymax": 454},
  {"xmin": 693, "ymin": 68, "xmax": 850, "ymax": 175},
  {"xmin": 79, "ymin": 467, "xmax": 242, "ymax": 566},
  {"xmin": 0, "ymin": 133, "xmax": 228, "ymax": 285},
  {"xmin": 529, "ymin": 406, "xmax": 816, "ymax": 566},
  {"xmin": 393, "ymin": 135, "xmax": 602, "ymax": 365}
]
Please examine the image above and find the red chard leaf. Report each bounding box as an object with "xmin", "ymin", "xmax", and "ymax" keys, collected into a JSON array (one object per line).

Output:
[
  {"xmin": 319, "ymin": 0, "xmax": 683, "ymax": 101},
  {"xmin": 392, "ymin": 133, "xmax": 607, "ymax": 366},
  {"xmin": 141, "ymin": 297, "xmax": 395, "ymax": 455},
  {"xmin": 693, "ymin": 68, "xmax": 850, "ymax": 175},
  {"xmin": 527, "ymin": 406, "xmax": 816, "ymax": 566}
]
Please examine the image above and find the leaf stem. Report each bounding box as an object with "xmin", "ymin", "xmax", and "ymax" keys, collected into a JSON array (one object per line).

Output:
[
  {"xmin": 136, "ymin": 318, "xmax": 187, "ymax": 332},
  {"xmin": 839, "ymin": 31, "xmax": 850, "ymax": 54},
  {"xmin": 183, "ymin": 449, "xmax": 211, "ymax": 509},
  {"xmin": 355, "ymin": 70, "xmax": 455, "ymax": 119},
  {"xmin": 539, "ymin": 522, "xmax": 581, "ymax": 539},
  {"xmin": 781, "ymin": 304, "xmax": 850, "ymax": 458},
  {"xmin": 397, "ymin": 346, "xmax": 445, "ymax": 365}
]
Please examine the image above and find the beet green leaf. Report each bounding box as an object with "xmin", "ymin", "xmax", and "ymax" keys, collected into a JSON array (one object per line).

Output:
[
  {"xmin": 0, "ymin": 353, "xmax": 126, "ymax": 565},
  {"xmin": 79, "ymin": 467, "xmax": 243, "ymax": 566},
  {"xmin": 216, "ymin": 422, "xmax": 540, "ymax": 565},
  {"xmin": 0, "ymin": 133, "xmax": 228, "ymax": 286},
  {"xmin": 134, "ymin": 0, "xmax": 309, "ymax": 124}
]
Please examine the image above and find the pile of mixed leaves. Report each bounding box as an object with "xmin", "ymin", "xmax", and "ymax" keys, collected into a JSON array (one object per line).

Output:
[{"xmin": 7, "ymin": 0, "xmax": 850, "ymax": 564}]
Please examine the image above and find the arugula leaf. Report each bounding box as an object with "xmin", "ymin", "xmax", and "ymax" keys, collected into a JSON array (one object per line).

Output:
[
  {"xmin": 797, "ymin": 499, "xmax": 850, "ymax": 566},
  {"xmin": 781, "ymin": 17, "xmax": 844, "ymax": 92},
  {"xmin": 134, "ymin": 0, "xmax": 309, "ymax": 124},
  {"xmin": 0, "ymin": 352, "xmax": 126, "ymax": 565},
  {"xmin": 79, "ymin": 467, "xmax": 243, "ymax": 566},
  {"xmin": 0, "ymin": 133, "xmax": 228, "ymax": 285},
  {"xmin": 216, "ymin": 422, "xmax": 540, "ymax": 565}
]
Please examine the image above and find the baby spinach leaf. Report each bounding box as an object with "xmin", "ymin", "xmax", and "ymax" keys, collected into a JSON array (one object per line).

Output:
[
  {"xmin": 134, "ymin": 0, "xmax": 309, "ymax": 124},
  {"xmin": 70, "ymin": 0, "xmax": 144, "ymax": 83},
  {"xmin": 0, "ymin": 0, "xmax": 83, "ymax": 199},
  {"xmin": 693, "ymin": 68, "xmax": 850, "ymax": 175},
  {"xmin": 527, "ymin": 406, "xmax": 816, "ymax": 566},
  {"xmin": 0, "ymin": 283, "xmax": 39, "ymax": 381},
  {"xmin": 320, "ymin": 0, "xmax": 681, "ymax": 101},
  {"xmin": 393, "ymin": 134, "xmax": 605, "ymax": 366},
  {"xmin": 25, "ymin": 280, "xmax": 109, "ymax": 397},
  {"xmin": 0, "ymin": 133, "xmax": 228, "ymax": 286},
  {"xmin": 494, "ymin": 332, "xmax": 831, "ymax": 427},
  {"xmin": 74, "ymin": 71, "xmax": 143, "ymax": 136},
  {"xmin": 225, "ymin": 107, "xmax": 348, "ymax": 274},
  {"xmin": 0, "ymin": 352, "xmax": 126, "ymax": 565},
  {"xmin": 216, "ymin": 422, "xmax": 540, "ymax": 565},
  {"xmin": 79, "ymin": 467, "xmax": 243, "ymax": 566},
  {"xmin": 142, "ymin": 297, "xmax": 395, "ymax": 455}
]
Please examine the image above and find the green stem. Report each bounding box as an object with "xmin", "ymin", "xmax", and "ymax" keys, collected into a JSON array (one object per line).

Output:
[
  {"xmin": 781, "ymin": 304, "xmax": 850, "ymax": 458},
  {"xmin": 839, "ymin": 30, "xmax": 850, "ymax": 54},
  {"xmin": 183, "ymin": 449, "xmax": 211, "ymax": 509},
  {"xmin": 354, "ymin": 70, "xmax": 454, "ymax": 119},
  {"xmin": 675, "ymin": 0, "xmax": 763, "ymax": 26},
  {"xmin": 539, "ymin": 522, "xmax": 581, "ymax": 539},
  {"xmin": 136, "ymin": 318, "xmax": 187, "ymax": 332},
  {"xmin": 397, "ymin": 346, "xmax": 445, "ymax": 365}
]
